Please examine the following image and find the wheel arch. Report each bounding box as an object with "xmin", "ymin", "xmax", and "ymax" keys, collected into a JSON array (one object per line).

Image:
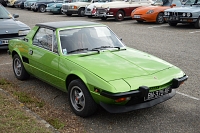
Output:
[{"xmin": 66, "ymin": 72, "xmax": 87, "ymax": 92}]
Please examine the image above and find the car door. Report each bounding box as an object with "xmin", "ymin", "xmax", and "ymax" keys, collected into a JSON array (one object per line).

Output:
[{"xmin": 30, "ymin": 27, "xmax": 61, "ymax": 87}]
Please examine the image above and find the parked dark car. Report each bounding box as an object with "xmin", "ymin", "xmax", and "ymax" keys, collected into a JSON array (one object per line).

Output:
[
  {"xmin": 31, "ymin": 0, "xmax": 63, "ymax": 12},
  {"xmin": 14, "ymin": 0, "xmax": 26, "ymax": 8},
  {"xmin": 0, "ymin": 0, "xmax": 7, "ymax": 6},
  {"xmin": 0, "ymin": 4, "xmax": 30, "ymax": 49}
]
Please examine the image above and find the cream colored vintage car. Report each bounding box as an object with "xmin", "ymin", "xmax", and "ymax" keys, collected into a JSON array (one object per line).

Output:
[
  {"xmin": 96, "ymin": 0, "xmax": 153, "ymax": 21},
  {"xmin": 62, "ymin": 0, "xmax": 98, "ymax": 16},
  {"xmin": 6, "ymin": 0, "xmax": 17, "ymax": 6}
]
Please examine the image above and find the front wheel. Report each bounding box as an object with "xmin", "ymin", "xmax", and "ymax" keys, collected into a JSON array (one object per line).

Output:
[
  {"xmin": 115, "ymin": 10, "xmax": 124, "ymax": 21},
  {"xmin": 194, "ymin": 17, "xmax": 200, "ymax": 29},
  {"xmin": 168, "ymin": 21, "xmax": 177, "ymax": 27},
  {"xmin": 13, "ymin": 54, "xmax": 30, "ymax": 80},
  {"xmin": 68, "ymin": 79, "xmax": 98, "ymax": 117},
  {"xmin": 156, "ymin": 12, "xmax": 164, "ymax": 24},
  {"xmin": 78, "ymin": 8, "xmax": 85, "ymax": 17},
  {"xmin": 101, "ymin": 17, "xmax": 107, "ymax": 20},
  {"xmin": 39, "ymin": 5, "xmax": 46, "ymax": 13}
]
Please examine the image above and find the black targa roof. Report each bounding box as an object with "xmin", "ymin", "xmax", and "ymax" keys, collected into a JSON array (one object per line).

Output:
[{"xmin": 36, "ymin": 21, "xmax": 102, "ymax": 30}]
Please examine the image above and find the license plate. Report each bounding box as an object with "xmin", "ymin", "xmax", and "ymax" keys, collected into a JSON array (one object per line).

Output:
[
  {"xmin": 134, "ymin": 15, "xmax": 141, "ymax": 18},
  {"xmin": 144, "ymin": 87, "xmax": 171, "ymax": 101},
  {"xmin": 170, "ymin": 16, "xmax": 179, "ymax": 20},
  {"xmin": 0, "ymin": 40, "xmax": 9, "ymax": 45}
]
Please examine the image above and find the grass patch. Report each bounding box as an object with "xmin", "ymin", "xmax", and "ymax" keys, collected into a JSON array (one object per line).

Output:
[
  {"xmin": 47, "ymin": 118, "xmax": 65, "ymax": 130},
  {"xmin": 0, "ymin": 77, "xmax": 85, "ymax": 132},
  {"xmin": 0, "ymin": 79, "xmax": 10, "ymax": 85},
  {"xmin": 0, "ymin": 93, "xmax": 51, "ymax": 133}
]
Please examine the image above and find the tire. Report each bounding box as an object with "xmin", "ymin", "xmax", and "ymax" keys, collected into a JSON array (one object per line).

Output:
[
  {"xmin": 136, "ymin": 20, "xmax": 143, "ymax": 23},
  {"xmin": 39, "ymin": 5, "xmax": 46, "ymax": 13},
  {"xmin": 115, "ymin": 10, "xmax": 124, "ymax": 21},
  {"xmin": 156, "ymin": 12, "xmax": 165, "ymax": 24},
  {"xmin": 168, "ymin": 21, "xmax": 177, "ymax": 27},
  {"xmin": 68, "ymin": 79, "xmax": 98, "ymax": 117},
  {"xmin": 194, "ymin": 17, "xmax": 200, "ymax": 29},
  {"xmin": 13, "ymin": 54, "xmax": 30, "ymax": 80},
  {"xmin": 78, "ymin": 8, "xmax": 85, "ymax": 17},
  {"xmin": 101, "ymin": 17, "xmax": 107, "ymax": 20},
  {"xmin": 32, "ymin": 9, "xmax": 37, "ymax": 12},
  {"xmin": 66, "ymin": 14, "xmax": 72, "ymax": 16}
]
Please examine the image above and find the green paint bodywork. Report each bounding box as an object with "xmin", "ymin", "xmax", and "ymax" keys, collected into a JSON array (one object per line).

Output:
[{"xmin": 8, "ymin": 23, "xmax": 186, "ymax": 106}]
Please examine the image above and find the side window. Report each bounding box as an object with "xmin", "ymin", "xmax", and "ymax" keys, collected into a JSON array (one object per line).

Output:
[{"xmin": 33, "ymin": 28, "xmax": 53, "ymax": 51}]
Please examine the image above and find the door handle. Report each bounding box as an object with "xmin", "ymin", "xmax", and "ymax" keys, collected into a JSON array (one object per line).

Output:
[{"xmin": 29, "ymin": 50, "xmax": 33, "ymax": 55}]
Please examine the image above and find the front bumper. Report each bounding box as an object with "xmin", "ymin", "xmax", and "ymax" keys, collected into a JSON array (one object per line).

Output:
[
  {"xmin": 164, "ymin": 16, "xmax": 198, "ymax": 23},
  {"xmin": 97, "ymin": 12, "xmax": 114, "ymax": 18},
  {"xmin": 100, "ymin": 75, "xmax": 188, "ymax": 113},
  {"xmin": 63, "ymin": 9, "xmax": 78, "ymax": 14},
  {"xmin": 0, "ymin": 36, "xmax": 26, "ymax": 49}
]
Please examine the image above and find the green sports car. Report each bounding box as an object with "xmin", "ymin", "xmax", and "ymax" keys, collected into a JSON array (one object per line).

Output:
[{"xmin": 8, "ymin": 21, "xmax": 188, "ymax": 117}]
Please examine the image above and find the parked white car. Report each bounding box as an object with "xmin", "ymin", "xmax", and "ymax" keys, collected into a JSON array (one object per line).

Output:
[
  {"xmin": 84, "ymin": 0, "xmax": 110, "ymax": 18},
  {"xmin": 62, "ymin": 0, "xmax": 98, "ymax": 16}
]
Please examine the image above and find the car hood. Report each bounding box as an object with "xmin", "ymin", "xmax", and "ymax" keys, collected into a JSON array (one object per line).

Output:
[
  {"xmin": 87, "ymin": 2, "xmax": 106, "ymax": 9},
  {"xmin": 68, "ymin": 48, "xmax": 173, "ymax": 81},
  {"xmin": 68, "ymin": 2, "xmax": 91, "ymax": 6},
  {"xmin": 0, "ymin": 19, "xmax": 30, "ymax": 34},
  {"xmin": 165, "ymin": 6, "xmax": 200, "ymax": 12},
  {"xmin": 134, "ymin": 6, "xmax": 169, "ymax": 13}
]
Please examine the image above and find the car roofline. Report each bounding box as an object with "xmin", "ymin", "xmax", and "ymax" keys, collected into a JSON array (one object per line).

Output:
[{"xmin": 36, "ymin": 21, "xmax": 102, "ymax": 30}]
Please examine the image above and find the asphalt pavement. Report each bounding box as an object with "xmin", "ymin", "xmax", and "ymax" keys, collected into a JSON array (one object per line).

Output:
[{"xmin": 0, "ymin": 7, "xmax": 200, "ymax": 133}]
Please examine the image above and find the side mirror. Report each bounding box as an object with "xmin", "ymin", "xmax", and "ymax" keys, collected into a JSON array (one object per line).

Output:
[
  {"xmin": 13, "ymin": 14, "xmax": 19, "ymax": 18},
  {"xmin": 170, "ymin": 4, "xmax": 176, "ymax": 7}
]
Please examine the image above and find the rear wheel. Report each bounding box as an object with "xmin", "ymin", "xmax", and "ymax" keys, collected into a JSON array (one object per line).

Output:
[
  {"xmin": 194, "ymin": 17, "xmax": 200, "ymax": 29},
  {"xmin": 39, "ymin": 5, "xmax": 46, "ymax": 13},
  {"xmin": 156, "ymin": 12, "xmax": 165, "ymax": 24},
  {"xmin": 115, "ymin": 10, "xmax": 125, "ymax": 21},
  {"xmin": 168, "ymin": 21, "xmax": 177, "ymax": 27},
  {"xmin": 78, "ymin": 8, "xmax": 85, "ymax": 17},
  {"xmin": 13, "ymin": 54, "xmax": 30, "ymax": 80},
  {"xmin": 68, "ymin": 79, "xmax": 98, "ymax": 117}
]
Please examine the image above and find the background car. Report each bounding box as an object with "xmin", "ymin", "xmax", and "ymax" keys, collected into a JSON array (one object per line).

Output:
[
  {"xmin": 0, "ymin": 0, "xmax": 7, "ymax": 6},
  {"xmin": 8, "ymin": 21, "xmax": 187, "ymax": 117},
  {"xmin": 24, "ymin": 0, "xmax": 37, "ymax": 10},
  {"xmin": 96, "ymin": 0, "xmax": 153, "ymax": 21},
  {"xmin": 131, "ymin": 0, "xmax": 182, "ymax": 24},
  {"xmin": 62, "ymin": 0, "xmax": 98, "ymax": 17},
  {"xmin": 46, "ymin": 0, "xmax": 70, "ymax": 14},
  {"xmin": 0, "ymin": 4, "xmax": 30, "ymax": 49},
  {"xmin": 164, "ymin": 0, "xmax": 200, "ymax": 28},
  {"xmin": 31, "ymin": 0, "xmax": 62, "ymax": 12},
  {"xmin": 84, "ymin": 0, "xmax": 110, "ymax": 18},
  {"xmin": 13, "ymin": 0, "xmax": 26, "ymax": 9}
]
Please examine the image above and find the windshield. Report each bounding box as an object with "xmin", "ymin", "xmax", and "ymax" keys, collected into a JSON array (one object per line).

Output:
[
  {"xmin": 184, "ymin": 0, "xmax": 199, "ymax": 5},
  {"xmin": 153, "ymin": 0, "xmax": 182, "ymax": 6},
  {"xmin": 0, "ymin": 5, "xmax": 12, "ymax": 19},
  {"xmin": 59, "ymin": 26, "xmax": 124, "ymax": 54}
]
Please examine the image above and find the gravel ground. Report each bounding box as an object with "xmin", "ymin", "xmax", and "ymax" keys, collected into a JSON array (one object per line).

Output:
[{"xmin": 0, "ymin": 6, "xmax": 200, "ymax": 133}]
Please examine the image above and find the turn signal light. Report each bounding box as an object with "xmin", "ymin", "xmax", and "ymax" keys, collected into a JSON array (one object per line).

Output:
[{"xmin": 115, "ymin": 97, "xmax": 131, "ymax": 103}]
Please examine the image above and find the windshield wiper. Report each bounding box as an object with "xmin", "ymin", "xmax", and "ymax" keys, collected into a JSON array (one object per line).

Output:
[
  {"xmin": 92, "ymin": 46, "xmax": 121, "ymax": 50},
  {"xmin": 68, "ymin": 48, "xmax": 88, "ymax": 54},
  {"xmin": 0, "ymin": 17, "xmax": 11, "ymax": 19}
]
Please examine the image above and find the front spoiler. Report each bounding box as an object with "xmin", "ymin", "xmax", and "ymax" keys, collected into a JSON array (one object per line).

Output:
[
  {"xmin": 99, "ymin": 75, "xmax": 188, "ymax": 113},
  {"xmin": 100, "ymin": 89, "xmax": 176, "ymax": 113}
]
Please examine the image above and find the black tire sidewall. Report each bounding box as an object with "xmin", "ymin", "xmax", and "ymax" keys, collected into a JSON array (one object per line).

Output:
[
  {"xmin": 13, "ymin": 54, "xmax": 29, "ymax": 80},
  {"xmin": 68, "ymin": 79, "xmax": 97, "ymax": 117}
]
